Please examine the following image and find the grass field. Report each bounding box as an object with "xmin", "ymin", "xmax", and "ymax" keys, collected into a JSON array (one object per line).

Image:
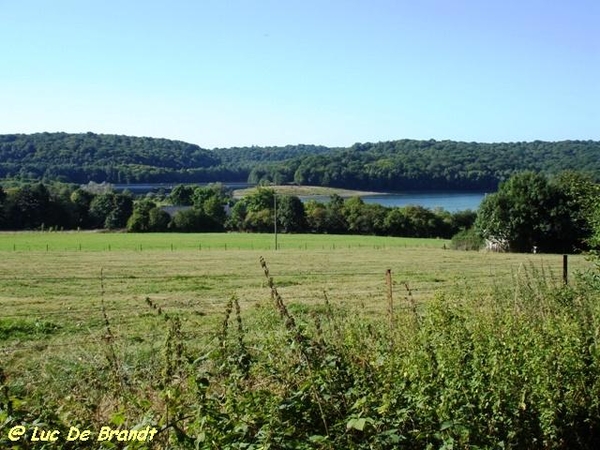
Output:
[
  {"xmin": 1, "ymin": 231, "xmax": 588, "ymax": 343},
  {"xmin": 0, "ymin": 230, "xmax": 444, "ymax": 252},
  {"xmin": 1, "ymin": 232, "xmax": 598, "ymax": 448}
]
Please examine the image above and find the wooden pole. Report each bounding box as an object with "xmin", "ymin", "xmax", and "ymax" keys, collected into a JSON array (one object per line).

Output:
[
  {"xmin": 563, "ymin": 254, "xmax": 568, "ymax": 285},
  {"xmin": 274, "ymin": 194, "xmax": 278, "ymax": 251},
  {"xmin": 386, "ymin": 269, "xmax": 393, "ymax": 327}
]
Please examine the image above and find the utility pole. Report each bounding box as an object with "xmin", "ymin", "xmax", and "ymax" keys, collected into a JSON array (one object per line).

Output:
[{"xmin": 274, "ymin": 193, "xmax": 278, "ymax": 250}]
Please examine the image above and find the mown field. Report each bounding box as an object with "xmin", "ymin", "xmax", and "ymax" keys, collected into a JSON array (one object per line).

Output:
[
  {"xmin": 1, "ymin": 232, "xmax": 599, "ymax": 449},
  {"xmin": 1, "ymin": 232, "xmax": 587, "ymax": 345}
]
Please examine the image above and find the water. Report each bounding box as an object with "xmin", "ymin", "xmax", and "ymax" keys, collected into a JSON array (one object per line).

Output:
[
  {"xmin": 361, "ymin": 192, "xmax": 487, "ymax": 212},
  {"xmin": 300, "ymin": 192, "xmax": 487, "ymax": 212}
]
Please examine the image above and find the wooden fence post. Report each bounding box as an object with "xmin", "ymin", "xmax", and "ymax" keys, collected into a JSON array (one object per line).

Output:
[{"xmin": 386, "ymin": 269, "xmax": 393, "ymax": 327}]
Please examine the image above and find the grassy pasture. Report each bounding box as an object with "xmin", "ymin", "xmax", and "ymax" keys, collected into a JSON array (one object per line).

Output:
[
  {"xmin": 0, "ymin": 231, "xmax": 444, "ymax": 252},
  {"xmin": 1, "ymin": 231, "xmax": 589, "ymax": 373},
  {"xmin": 1, "ymin": 232, "xmax": 598, "ymax": 448}
]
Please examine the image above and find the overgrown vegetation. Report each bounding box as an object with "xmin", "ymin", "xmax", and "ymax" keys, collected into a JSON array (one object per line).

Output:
[{"xmin": 1, "ymin": 245, "xmax": 600, "ymax": 448}]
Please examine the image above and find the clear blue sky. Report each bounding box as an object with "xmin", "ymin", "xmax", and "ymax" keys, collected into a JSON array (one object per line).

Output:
[{"xmin": 1, "ymin": 0, "xmax": 598, "ymax": 149}]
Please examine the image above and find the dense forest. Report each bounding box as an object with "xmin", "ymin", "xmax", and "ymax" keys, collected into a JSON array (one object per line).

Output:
[{"xmin": 1, "ymin": 133, "xmax": 599, "ymax": 191}]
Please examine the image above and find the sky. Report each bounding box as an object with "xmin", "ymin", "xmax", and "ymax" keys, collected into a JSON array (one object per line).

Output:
[{"xmin": 1, "ymin": 0, "xmax": 598, "ymax": 149}]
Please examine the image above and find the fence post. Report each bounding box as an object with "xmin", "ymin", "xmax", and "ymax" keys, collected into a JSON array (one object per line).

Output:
[
  {"xmin": 563, "ymin": 254, "xmax": 568, "ymax": 285},
  {"xmin": 386, "ymin": 269, "xmax": 394, "ymax": 328}
]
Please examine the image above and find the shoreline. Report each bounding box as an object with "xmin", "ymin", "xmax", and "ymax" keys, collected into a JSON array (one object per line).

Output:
[{"xmin": 232, "ymin": 185, "xmax": 387, "ymax": 199}]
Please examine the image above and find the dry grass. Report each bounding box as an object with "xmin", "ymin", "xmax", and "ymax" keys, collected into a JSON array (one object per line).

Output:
[{"xmin": 232, "ymin": 184, "xmax": 384, "ymax": 198}]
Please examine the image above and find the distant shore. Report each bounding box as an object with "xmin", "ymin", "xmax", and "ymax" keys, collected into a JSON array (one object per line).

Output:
[{"xmin": 232, "ymin": 185, "xmax": 385, "ymax": 199}]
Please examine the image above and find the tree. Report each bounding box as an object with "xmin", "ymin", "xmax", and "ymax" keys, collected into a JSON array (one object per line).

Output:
[
  {"xmin": 304, "ymin": 199, "xmax": 327, "ymax": 233},
  {"xmin": 6, "ymin": 183, "xmax": 52, "ymax": 229},
  {"xmin": 202, "ymin": 195, "xmax": 227, "ymax": 227},
  {"xmin": 475, "ymin": 171, "xmax": 581, "ymax": 253},
  {"xmin": 245, "ymin": 187, "xmax": 275, "ymax": 213},
  {"xmin": 449, "ymin": 209, "xmax": 477, "ymax": 233},
  {"xmin": 553, "ymin": 171, "xmax": 600, "ymax": 250},
  {"xmin": 342, "ymin": 197, "xmax": 382, "ymax": 234},
  {"xmin": 276, "ymin": 195, "xmax": 306, "ymax": 233},
  {"xmin": 324, "ymin": 194, "xmax": 347, "ymax": 234},
  {"xmin": 127, "ymin": 200, "xmax": 156, "ymax": 232},
  {"xmin": 363, "ymin": 203, "xmax": 389, "ymax": 235},
  {"xmin": 70, "ymin": 188, "xmax": 94, "ymax": 228},
  {"xmin": 170, "ymin": 185, "xmax": 195, "ymax": 206},
  {"xmin": 0, "ymin": 186, "xmax": 6, "ymax": 228},
  {"xmin": 229, "ymin": 187, "xmax": 276, "ymax": 233},
  {"xmin": 170, "ymin": 209, "xmax": 220, "ymax": 232},
  {"xmin": 226, "ymin": 200, "xmax": 248, "ymax": 231},
  {"xmin": 90, "ymin": 192, "xmax": 133, "ymax": 229},
  {"xmin": 148, "ymin": 207, "xmax": 171, "ymax": 232},
  {"xmin": 401, "ymin": 205, "xmax": 441, "ymax": 238},
  {"xmin": 244, "ymin": 209, "xmax": 273, "ymax": 233},
  {"xmin": 105, "ymin": 194, "xmax": 133, "ymax": 229},
  {"xmin": 383, "ymin": 207, "xmax": 411, "ymax": 236},
  {"xmin": 171, "ymin": 209, "xmax": 200, "ymax": 232}
]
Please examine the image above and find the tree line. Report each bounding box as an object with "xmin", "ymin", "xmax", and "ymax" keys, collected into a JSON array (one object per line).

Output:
[
  {"xmin": 0, "ymin": 182, "xmax": 477, "ymax": 239},
  {"xmin": 1, "ymin": 133, "xmax": 599, "ymax": 192},
  {"xmin": 1, "ymin": 170, "xmax": 599, "ymax": 253}
]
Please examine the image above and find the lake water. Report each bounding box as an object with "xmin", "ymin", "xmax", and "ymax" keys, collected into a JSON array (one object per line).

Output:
[
  {"xmin": 362, "ymin": 192, "xmax": 487, "ymax": 212},
  {"xmin": 301, "ymin": 192, "xmax": 487, "ymax": 212}
]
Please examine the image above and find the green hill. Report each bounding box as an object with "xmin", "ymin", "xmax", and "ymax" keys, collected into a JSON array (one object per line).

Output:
[{"xmin": 0, "ymin": 132, "xmax": 598, "ymax": 190}]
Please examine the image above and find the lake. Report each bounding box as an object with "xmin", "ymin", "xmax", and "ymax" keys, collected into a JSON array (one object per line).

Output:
[
  {"xmin": 362, "ymin": 192, "xmax": 487, "ymax": 212},
  {"xmin": 299, "ymin": 192, "xmax": 486, "ymax": 212}
]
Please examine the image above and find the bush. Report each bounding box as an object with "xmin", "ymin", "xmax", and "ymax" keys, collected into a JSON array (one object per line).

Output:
[{"xmin": 450, "ymin": 227, "xmax": 484, "ymax": 250}]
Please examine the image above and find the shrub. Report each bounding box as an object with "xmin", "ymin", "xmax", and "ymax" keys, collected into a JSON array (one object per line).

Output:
[{"xmin": 450, "ymin": 227, "xmax": 484, "ymax": 250}]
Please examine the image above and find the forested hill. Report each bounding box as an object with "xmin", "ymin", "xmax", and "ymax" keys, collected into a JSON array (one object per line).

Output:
[
  {"xmin": 0, "ymin": 132, "xmax": 598, "ymax": 190},
  {"xmin": 0, "ymin": 133, "xmax": 330, "ymax": 184},
  {"xmin": 280, "ymin": 139, "xmax": 600, "ymax": 191}
]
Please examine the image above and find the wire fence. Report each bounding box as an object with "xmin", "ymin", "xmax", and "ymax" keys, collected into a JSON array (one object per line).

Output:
[{"xmin": 0, "ymin": 242, "xmax": 436, "ymax": 253}]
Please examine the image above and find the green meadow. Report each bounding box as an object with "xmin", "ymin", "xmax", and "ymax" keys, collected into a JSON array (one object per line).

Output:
[
  {"xmin": 1, "ymin": 232, "xmax": 599, "ymax": 449},
  {"xmin": 0, "ymin": 231, "xmax": 445, "ymax": 252},
  {"xmin": 1, "ymin": 231, "xmax": 587, "ymax": 340}
]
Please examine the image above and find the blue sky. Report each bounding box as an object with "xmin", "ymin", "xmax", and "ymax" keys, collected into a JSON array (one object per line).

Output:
[{"xmin": 1, "ymin": 0, "xmax": 598, "ymax": 148}]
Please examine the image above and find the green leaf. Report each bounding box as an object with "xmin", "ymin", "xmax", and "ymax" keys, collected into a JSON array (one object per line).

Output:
[
  {"xmin": 110, "ymin": 410, "xmax": 126, "ymax": 427},
  {"xmin": 440, "ymin": 420, "xmax": 455, "ymax": 431},
  {"xmin": 347, "ymin": 417, "xmax": 367, "ymax": 431}
]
